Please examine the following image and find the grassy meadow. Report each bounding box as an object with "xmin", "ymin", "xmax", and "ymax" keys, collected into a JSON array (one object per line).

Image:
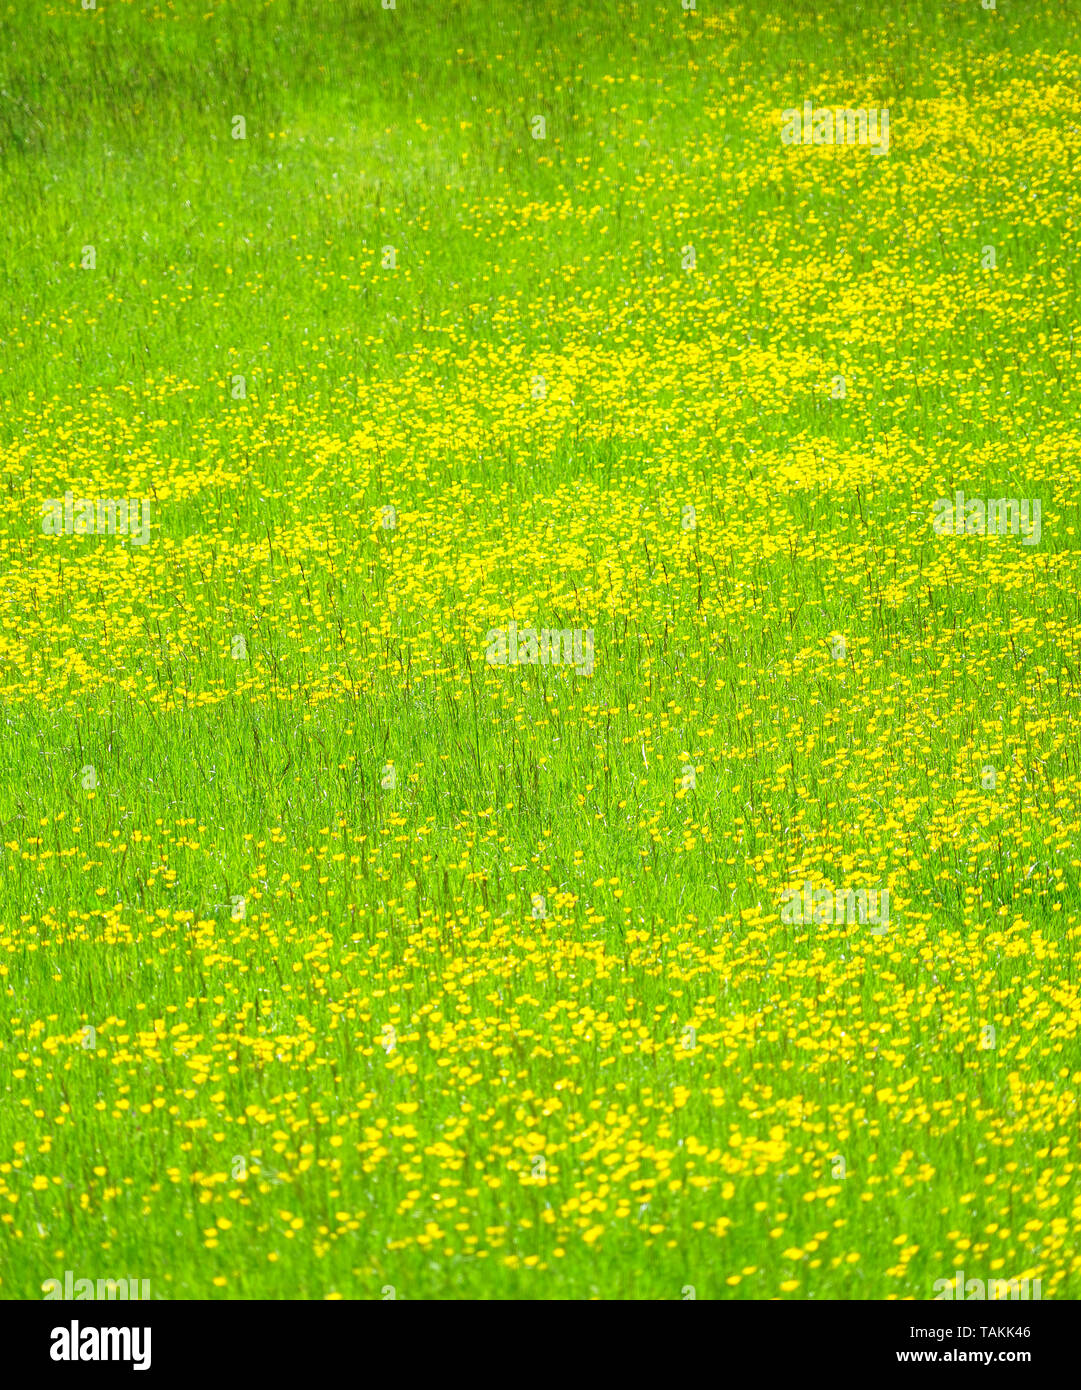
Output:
[{"xmin": 1, "ymin": 0, "xmax": 1080, "ymax": 1300}]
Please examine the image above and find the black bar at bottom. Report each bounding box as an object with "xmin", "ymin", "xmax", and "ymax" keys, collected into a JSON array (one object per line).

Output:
[{"xmin": 1, "ymin": 1294, "xmax": 1067, "ymax": 1379}]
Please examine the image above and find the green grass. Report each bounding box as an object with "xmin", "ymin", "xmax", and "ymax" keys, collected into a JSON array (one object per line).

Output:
[{"xmin": 1, "ymin": 0, "xmax": 1079, "ymax": 1300}]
